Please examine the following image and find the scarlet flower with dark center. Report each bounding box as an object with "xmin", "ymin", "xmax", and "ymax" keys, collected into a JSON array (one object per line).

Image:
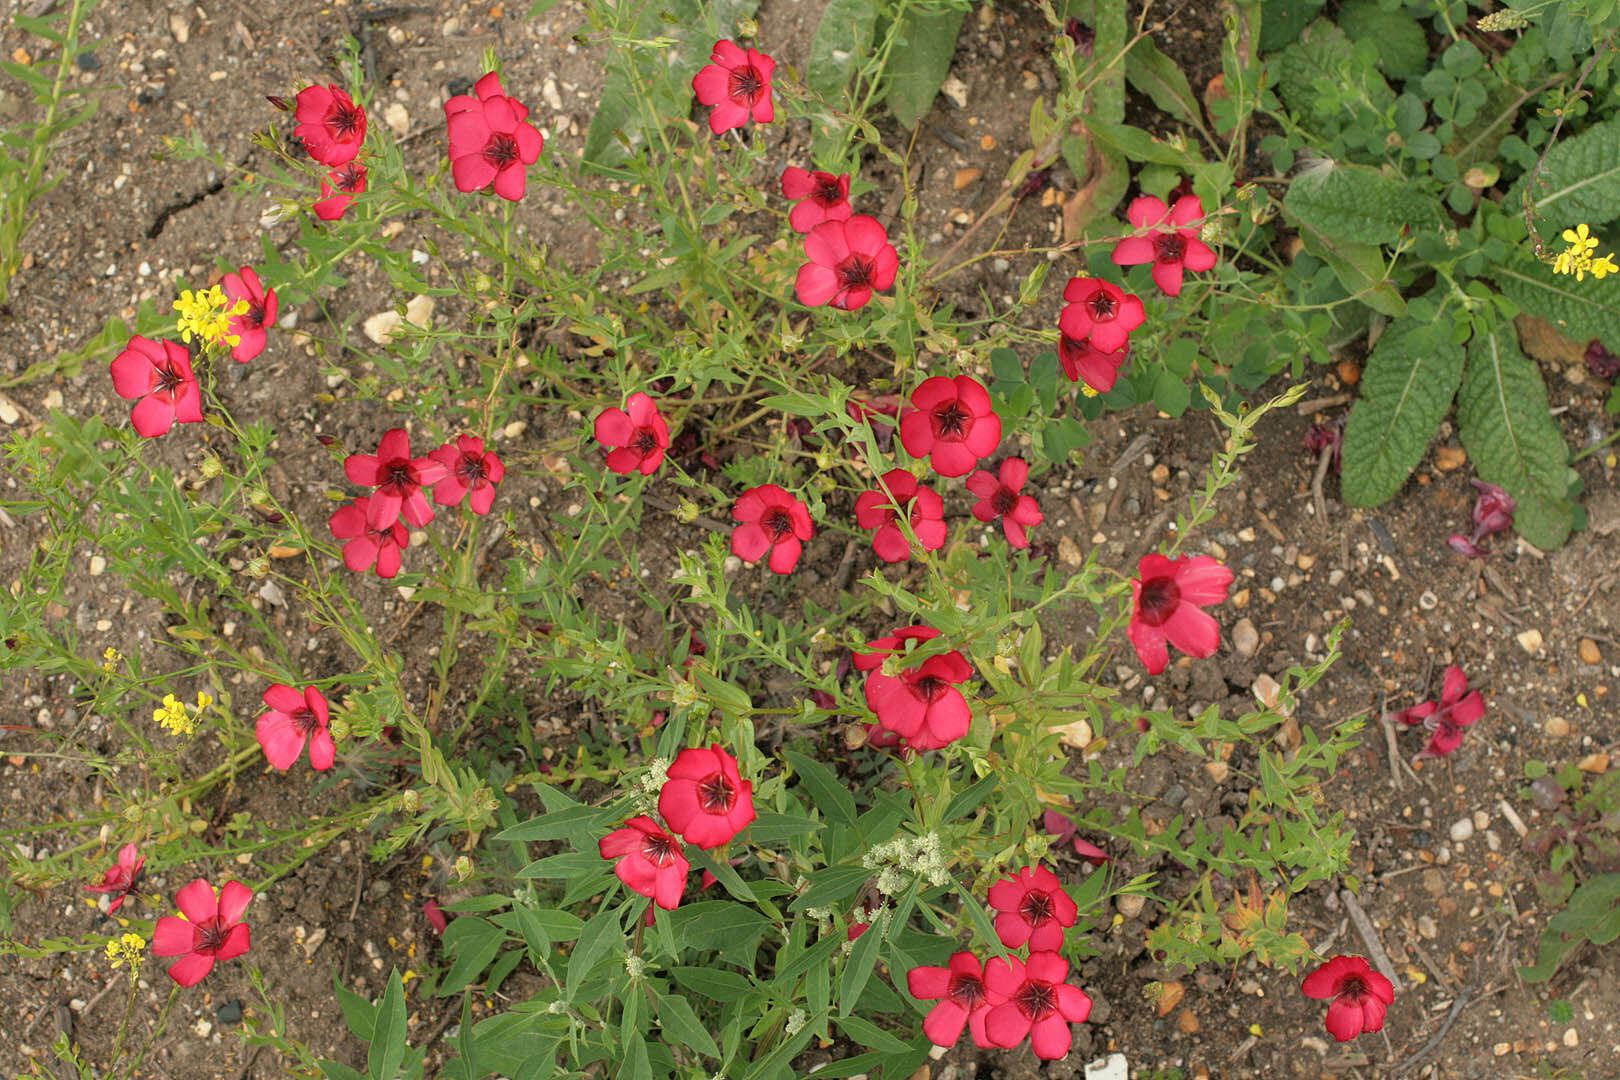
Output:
[
  {"xmin": 220, "ymin": 265, "xmax": 278, "ymax": 363},
  {"xmin": 1128, "ymin": 553, "xmax": 1234, "ymax": 675},
  {"xmin": 594, "ymin": 392, "xmax": 671, "ymax": 475},
  {"xmin": 1058, "ymin": 332, "xmax": 1130, "ymax": 393},
  {"xmin": 691, "ymin": 39, "xmax": 776, "ymax": 134},
  {"xmin": 329, "ymin": 495, "xmax": 409, "ymax": 579},
  {"xmin": 987, "ymin": 865, "xmax": 1078, "ymax": 951},
  {"xmin": 730, "ymin": 483, "xmax": 815, "ymax": 574},
  {"xmin": 1302, "ymin": 955, "xmax": 1394, "ymax": 1041},
  {"xmin": 658, "ymin": 745, "xmax": 756, "ymax": 849},
  {"xmin": 152, "ymin": 878, "xmax": 253, "ymax": 986},
  {"xmin": 344, "ymin": 428, "xmax": 448, "ymax": 530},
  {"xmin": 1111, "ymin": 192, "xmax": 1218, "ymax": 297},
  {"xmin": 857, "ymin": 625, "xmax": 974, "ymax": 750},
  {"xmin": 780, "ymin": 166, "xmax": 853, "ymax": 233},
  {"xmin": 966, "ymin": 458, "xmax": 1045, "ymax": 549},
  {"xmin": 982, "ymin": 952, "xmax": 1093, "ymax": 1059},
  {"xmin": 85, "ymin": 842, "xmax": 145, "ymax": 915},
  {"xmin": 907, "ymin": 952, "xmax": 997, "ymax": 1048},
  {"xmin": 795, "ymin": 215, "xmax": 899, "ymax": 311},
  {"xmin": 293, "ymin": 84, "xmax": 366, "ymax": 166},
  {"xmin": 899, "ymin": 375, "xmax": 1003, "ymax": 477},
  {"xmin": 314, "ymin": 160, "xmax": 368, "ymax": 221},
  {"xmin": 853, "ymin": 468, "xmax": 947, "ymax": 563},
  {"xmin": 428, "ymin": 434, "xmax": 505, "ymax": 515},
  {"xmin": 445, "ymin": 71, "xmax": 545, "ymax": 202},
  {"xmin": 1058, "ymin": 277, "xmax": 1146, "ymax": 353},
  {"xmin": 1387, "ymin": 665, "xmax": 1486, "ymax": 760},
  {"xmin": 599, "ymin": 815, "xmax": 690, "ymax": 910},
  {"xmin": 109, "ymin": 335, "xmax": 204, "ymax": 438},
  {"xmin": 256, "ymin": 684, "xmax": 336, "ymax": 771}
]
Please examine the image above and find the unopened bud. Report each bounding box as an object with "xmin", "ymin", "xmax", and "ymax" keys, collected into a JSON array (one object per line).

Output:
[
  {"xmin": 401, "ymin": 788, "xmax": 421, "ymax": 812},
  {"xmin": 266, "ymin": 95, "xmax": 293, "ymax": 111},
  {"xmin": 454, "ymin": 855, "xmax": 474, "ymax": 882},
  {"xmin": 671, "ymin": 680, "xmax": 700, "ymax": 708},
  {"xmin": 245, "ymin": 556, "xmax": 270, "ymax": 578},
  {"xmin": 199, "ymin": 454, "xmax": 223, "ymax": 479}
]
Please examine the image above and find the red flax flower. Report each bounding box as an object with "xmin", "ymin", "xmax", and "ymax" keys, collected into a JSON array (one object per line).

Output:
[
  {"xmin": 988, "ymin": 865, "xmax": 1078, "ymax": 951},
  {"xmin": 109, "ymin": 336, "xmax": 203, "ymax": 438},
  {"xmin": 595, "ymin": 392, "xmax": 670, "ymax": 475},
  {"xmin": 781, "ymin": 166, "xmax": 852, "ymax": 233},
  {"xmin": 345, "ymin": 428, "xmax": 448, "ymax": 529},
  {"xmin": 86, "ymin": 842, "xmax": 144, "ymax": 914},
  {"xmin": 1128, "ymin": 553, "xmax": 1234, "ymax": 675},
  {"xmin": 445, "ymin": 71, "xmax": 545, "ymax": 202},
  {"xmin": 857, "ymin": 626, "xmax": 975, "ymax": 750},
  {"xmin": 1414, "ymin": 665, "xmax": 1485, "ymax": 760},
  {"xmin": 983, "ymin": 952, "xmax": 1093, "ymax": 1060},
  {"xmin": 256, "ymin": 684, "xmax": 335, "ymax": 771},
  {"xmin": 796, "ymin": 215, "xmax": 899, "ymax": 311},
  {"xmin": 899, "ymin": 375, "xmax": 1002, "ymax": 477},
  {"xmin": 314, "ymin": 160, "xmax": 368, "ymax": 221},
  {"xmin": 329, "ymin": 496, "xmax": 408, "ymax": 578},
  {"xmin": 731, "ymin": 484, "xmax": 814, "ymax": 574},
  {"xmin": 599, "ymin": 816, "xmax": 690, "ymax": 910},
  {"xmin": 691, "ymin": 40, "xmax": 775, "ymax": 134},
  {"xmin": 1302, "ymin": 955, "xmax": 1394, "ymax": 1042},
  {"xmin": 294, "ymin": 84, "xmax": 366, "ymax": 166},
  {"xmin": 1110, "ymin": 193, "xmax": 1218, "ymax": 297},
  {"xmin": 152, "ymin": 878, "xmax": 253, "ymax": 987},
  {"xmin": 429, "ymin": 435, "xmax": 505, "ymax": 514},
  {"xmin": 658, "ymin": 745, "xmax": 756, "ymax": 849},
  {"xmin": 220, "ymin": 266, "xmax": 277, "ymax": 363},
  {"xmin": 966, "ymin": 458, "xmax": 1043, "ymax": 548},
  {"xmin": 1043, "ymin": 810, "xmax": 1110, "ymax": 865},
  {"xmin": 908, "ymin": 952, "xmax": 995, "ymax": 1048},
  {"xmin": 1058, "ymin": 277, "xmax": 1145, "ymax": 354},
  {"xmin": 1058, "ymin": 333, "xmax": 1129, "ymax": 393},
  {"xmin": 854, "ymin": 469, "xmax": 947, "ymax": 563}
]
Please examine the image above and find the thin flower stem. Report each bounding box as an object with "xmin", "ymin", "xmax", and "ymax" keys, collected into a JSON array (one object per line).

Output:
[
  {"xmin": 108, "ymin": 974, "xmax": 140, "ymax": 1070},
  {"xmin": 118, "ymin": 984, "xmax": 180, "ymax": 1080}
]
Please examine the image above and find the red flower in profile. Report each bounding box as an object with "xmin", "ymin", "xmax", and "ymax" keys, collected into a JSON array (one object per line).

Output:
[
  {"xmin": 899, "ymin": 376, "xmax": 1002, "ymax": 477},
  {"xmin": 982, "ymin": 952, "xmax": 1093, "ymax": 1060},
  {"xmin": 1058, "ymin": 277, "xmax": 1145, "ymax": 354},
  {"xmin": 152, "ymin": 878, "xmax": 253, "ymax": 987},
  {"xmin": 731, "ymin": 484, "xmax": 814, "ymax": 574},
  {"xmin": 857, "ymin": 626, "xmax": 974, "ymax": 750},
  {"xmin": 1058, "ymin": 333, "xmax": 1129, "ymax": 393},
  {"xmin": 220, "ymin": 266, "xmax": 277, "ymax": 363},
  {"xmin": 599, "ymin": 815, "xmax": 690, "ymax": 910},
  {"xmin": 1043, "ymin": 810, "xmax": 1110, "ymax": 865},
  {"xmin": 344, "ymin": 428, "xmax": 448, "ymax": 530},
  {"xmin": 987, "ymin": 865, "xmax": 1078, "ymax": 951},
  {"xmin": 86, "ymin": 843, "xmax": 145, "ymax": 914},
  {"xmin": 908, "ymin": 953, "xmax": 995, "ymax": 1048},
  {"xmin": 109, "ymin": 336, "xmax": 204, "ymax": 438},
  {"xmin": 329, "ymin": 496, "xmax": 409, "ymax": 579},
  {"xmin": 691, "ymin": 39, "xmax": 775, "ymax": 134},
  {"xmin": 256, "ymin": 684, "xmax": 335, "ymax": 771},
  {"xmin": 796, "ymin": 215, "xmax": 899, "ymax": 311},
  {"xmin": 314, "ymin": 160, "xmax": 368, "ymax": 221},
  {"xmin": 658, "ymin": 745, "xmax": 756, "ymax": 849},
  {"xmin": 595, "ymin": 393, "xmax": 670, "ymax": 475},
  {"xmin": 854, "ymin": 469, "xmax": 947, "ymax": 563},
  {"xmin": 429, "ymin": 435, "xmax": 505, "ymax": 514},
  {"xmin": 1302, "ymin": 955, "xmax": 1394, "ymax": 1042},
  {"xmin": 1128, "ymin": 553, "xmax": 1233, "ymax": 675},
  {"xmin": 424, "ymin": 898, "xmax": 451, "ymax": 933},
  {"xmin": 294, "ymin": 84, "xmax": 366, "ymax": 166},
  {"xmin": 966, "ymin": 458, "xmax": 1044, "ymax": 548},
  {"xmin": 781, "ymin": 166, "xmax": 852, "ymax": 233},
  {"xmin": 1110, "ymin": 193, "xmax": 1218, "ymax": 297},
  {"xmin": 445, "ymin": 71, "xmax": 545, "ymax": 201},
  {"xmin": 1415, "ymin": 665, "xmax": 1486, "ymax": 760}
]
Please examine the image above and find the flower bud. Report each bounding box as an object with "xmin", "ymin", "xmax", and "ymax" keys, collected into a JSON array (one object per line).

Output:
[
  {"xmin": 199, "ymin": 454, "xmax": 223, "ymax": 479},
  {"xmin": 401, "ymin": 788, "xmax": 421, "ymax": 812},
  {"xmin": 671, "ymin": 679, "xmax": 700, "ymax": 708},
  {"xmin": 245, "ymin": 555, "xmax": 270, "ymax": 578},
  {"xmin": 454, "ymin": 855, "xmax": 474, "ymax": 882},
  {"xmin": 328, "ymin": 714, "xmax": 350, "ymax": 742}
]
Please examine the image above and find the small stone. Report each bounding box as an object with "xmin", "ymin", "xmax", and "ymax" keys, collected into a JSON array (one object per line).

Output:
[
  {"xmin": 1577, "ymin": 752, "xmax": 1610, "ymax": 774},
  {"xmin": 1545, "ymin": 716, "xmax": 1570, "ymax": 737},
  {"xmin": 1205, "ymin": 761, "xmax": 1229, "ymax": 783},
  {"xmin": 1115, "ymin": 893, "xmax": 1145, "ymax": 918},
  {"xmin": 258, "ymin": 581, "xmax": 285, "ymax": 607},
  {"xmin": 404, "ymin": 294, "xmax": 435, "ymax": 328},
  {"xmin": 1418, "ymin": 590, "xmax": 1438, "ymax": 610},
  {"xmin": 0, "ymin": 399, "xmax": 19, "ymax": 424},
  {"xmin": 1059, "ymin": 536, "xmax": 1083, "ymax": 567},
  {"xmin": 1434, "ymin": 445, "xmax": 1468, "ymax": 470},
  {"xmin": 1578, "ymin": 638, "xmax": 1602, "ymax": 664},
  {"xmin": 169, "ymin": 12, "xmax": 191, "ymax": 43},
  {"xmin": 1493, "ymin": 1042, "xmax": 1511, "ymax": 1057},
  {"xmin": 1085, "ymin": 1053, "xmax": 1129, "ymax": 1080},
  {"xmin": 952, "ymin": 168, "xmax": 981, "ymax": 190},
  {"xmin": 939, "ymin": 75, "xmax": 969, "ymax": 109},
  {"xmin": 503, "ymin": 420, "xmax": 527, "ymax": 439},
  {"xmin": 300, "ymin": 926, "xmax": 328, "ymax": 958},
  {"xmin": 88, "ymin": 556, "xmax": 107, "ymax": 576},
  {"xmin": 384, "ymin": 102, "xmax": 410, "ymax": 136},
  {"xmin": 1564, "ymin": 1028, "xmax": 1579, "ymax": 1047},
  {"xmin": 1473, "ymin": 809, "xmax": 1490, "ymax": 830},
  {"xmin": 1516, "ymin": 628, "xmax": 1544, "ymax": 654},
  {"xmin": 1176, "ymin": 1008, "xmax": 1200, "ymax": 1034},
  {"xmin": 364, "ymin": 310, "xmax": 403, "ymax": 344},
  {"xmin": 1232, "ymin": 618, "xmax": 1259, "ymax": 658},
  {"xmin": 442, "ymin": 16, "xmax": 461, "ymax": 35},
  {"xmin": 1417, "ymin": 915, "xmax": 1437, "ymax": 939},
  {"xmin": 541, "ymin": 77, "xmax": 563, "ymax": 111},
  {"xmin": 1296, "ymin": 553, "xmax": 1316, "ymax": 571},
  {"xmin": 1052, "ymin": 717, "xmax": 1093, "ymax": 750},
  {"xmin": 191, "ymin": 1018, "xmax": 212, "ymax": 1038},
  {"xmin": 1230, "ymin": 587, "xmax": 1250, "ymax": 608},
  {"xmin": 1449, "ymin": 818, "xmax": 1474, "ymax": 843},
  {"xmin": 216, "ymin": 999, "xmax": 244, "ymax": 1024}
]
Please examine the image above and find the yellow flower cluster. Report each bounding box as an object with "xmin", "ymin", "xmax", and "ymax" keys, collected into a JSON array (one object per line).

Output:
[
  {"xmin": 153, "ymin": 690, "xmax": 213, "ymax": 736},
  {"xmin": 105, "ymin": 932, "xmax": 145, "ymax": 972},
  {"xmin": 1552, "ymin": 224, "xmax": 1619, "ymax": 281},
  {"xmin": 174, "ymin": 285, "xmax": 248, "ymax": 349},
  {"xmin": 101, "ymin": 646, "xmax": 123, "ymax": 672}
]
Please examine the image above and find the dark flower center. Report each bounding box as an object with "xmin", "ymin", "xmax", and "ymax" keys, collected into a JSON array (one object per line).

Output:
[
  {"xmin": 837, "ymin": 254, "xmax": 875, "ymax": 288},
  {"xmin": 728, "ymin": 65, "xmax": 767, "ymax": 105},
  {"xmin": 762, "ymin": 507, "xmax": 796, "ymax": 541},
  {"xmin": 381, "ymin": 459, "xmax": 417, "ymax": 493},
  {"xmin": 1018, "ymin": 889, "xmax": 1055, "ymax": 925},
  {"xmin": 696, "ymin": 771, "xmax": 737, "ymax": 814},
  {"xmin": 290, "ymin": 706, "xmax": 322, "ymax": 737},
  {"xmin": 991, "ymin": 487, "xmax": 1019, "ymax": 515},
  {"xmin": 245, "ymin": 301, "xmax": 266, "ymax": 328},
  {"xmin": 640, "ymin": 830, "xmax": 679, "ymax": 866},
  {"xmin": 947, "ymin": 972, "xmax": 987, "ymax": 1009},
  {"xmin": 1154, "ymin": 233, "xmax": 1187, "ymax": 264},
  {"xmin": 334, "ymin": 162, "xmax": 366, "ymax": 193},
  {"xmin": 457, "ymin": 454, "xmax": 487, "ymax": 484},
  {"xmin": 1014, "ymin": 979, "xmax": 1057, "ymax": 1021},
  {"xmin": 193, "ymin": 915, "xmax": 232, "ymax": 955},
  {"xmin": 1338, "ymin": 975, "xmax": 1368, "ymax": 1002},
  {"xmin": 932, "ymin": 402, "xmax": 972, "ymax": 440},
  {"xmin": 1137, "ymin": 575, "xmax": 1181, "ymax": 627},
  {"xmin": 632, "ymin": 428, "xmax": 660, "ymax": 454},
  {"xmin": 911, "ymin": 674, "xmax": 949, "ymax": 703},
  {"xmin": 815, "ymin": 177, "xmax": 844, "ymax": 205},
  {"xmin": 484, "ymin": 132, "xmax": 521, "ymax": 168},
  {"xmin": 1085, "ymin": 289, "xmax": 1118, "ymax": 322},
  {"xmin": 153, "ymin": 360, "xmax": 185, "ymax": 398},
  {"xmin": 328, "ymin": 103, "xmax": 362, "ymax": 139}
]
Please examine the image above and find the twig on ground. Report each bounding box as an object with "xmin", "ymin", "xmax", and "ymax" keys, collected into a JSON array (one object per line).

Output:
[
  {"xmin": 1339, "ymin": 887, "xmax": 1402, "ymax": 989},
  {"xmin": 1311, "ymin": 446, "xmax": 1333, "ymax": 532},
  {"xmin": 1296, "ymin": 393, "xmax": 1351, "ymax": 416},
  {"xmin": 77, "ymin": 973, "xmax": 123, "ymax": 1020},
  {"xmin": 1497, "ymin": 799, "xmax": 1528, "ymax": 839},
  {"xmin": 1382, "ymin": 711, "xmax": 1404, "ymax": 792},
  {"xmin": 1407, "ymin": 935, "xmax": 1456, "ymax": 992},
  {"xmin": 234, "ymin": 1044, "xmax": 265, "ymax": 1080},
  {"xmin": 830, "ymin": 538, "xmax": 860, "ymax": 594},
  {"xmin": 1255, "ymin": 508, "xmax": 1288, "ymax": 544},
  {"xmin": 1109, "ymin": 433, "xmax": 1155, "ymax": 474}
]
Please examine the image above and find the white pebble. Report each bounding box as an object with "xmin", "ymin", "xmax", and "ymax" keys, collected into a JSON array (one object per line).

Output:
[{"xmin": 1449, "ymin": 818, "xmax": 1474, "ymax": 843}]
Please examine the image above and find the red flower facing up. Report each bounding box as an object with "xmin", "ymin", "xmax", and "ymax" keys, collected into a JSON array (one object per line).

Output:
[
  {"xmin": 1058, "ymin": 277, "xmax": 1146, "ymax": 354},
  {"xmin": 987, "ymin": 865, "xmax": 1078, "ymax": 951},
  {"xmin": 858, "ymin": 626, "xmax": 975, "ymax": 750},
  {"xmin": 1415, "ymin": 665, "xmax": 1486, "ymax": 760},
  {"xmin": 1128, "ymin": 553, "xmax": 1234, "ymax": 675},
  {"xmin": 429, "ymin": 435, "xmax": 505, "ymax": 515},
  {"xmin": 345, "ymin": 428, "xmax": 448, "ymax": 530},
  {"xmin": 445, "ymin": 71, "xmax": 545, "ymax": 202},
  {"xmin": 781, "ymin": 166, "xmax": 852, "ymax": 233},
  {"xmin": 1058, "ymin": 333, "xmax": 1129, "ymax": 394},
  {"xmin": 220, "ymin": 266, "xmax": 277, "ymax": 363},
  {"xmin": 658, "ymin": 745, "xmax": 756, "ymax": 849},
  {"xmin": 796, "ymin": 215, "xmax": 899, "ymax": 311},
  {"xmin": 691, "ymin": 39, "xmax": 775, "ymax": 134},
  {"xmin": 966, "ymin": 458, "xmax": 1044, "ymax": 548},
  {"xmin": 899, "ymin": 376, "xmax": 1002, "ymax": 478},
  {"xmin": 109, "ymin": 335, "xmax": 203, "ymax": 438},
  {"xmin": 152, "ymin": 878, "xmax": 253, "ymax": 987},
  {"xmin": 731, "ymin": 484, "xmax": 814, "ymax": 574},
  {"xmin": 1302, "ymin": 955, "xmax": 1394, "ymax": 1042},
  {"xmin": 908, "ymin": 952, "xmax": 996, "ymax": 1048},
  {"xmin": 256, "ymin": 684, "xmax": 335, "ymax": 771},
  {"xmin": 854, "ymin": 469, "xmax": 947, "ymax": 563},
  {"xmin": 595, "ymin": 392, "xmax": 671, "ymax": 475},
  {"xmin": 1110, "ymin": 193, "xmax": 1218, "ymax": 297},
  {"xmin": 329, "ymin": 496, "xmax": 408, "ymax": 578},
  {"xmin": 314, "ymin": 160, "xmax": 368, "ymax": 221},
  {"xmin": 599, "ymin": 815, "xmax": 690, "ymax": 910},
  {"xmin": 86, "ymin": 842, "xmax": 144, "ymax": 914},
  {"xmin": 982, "ymin": 952, "xmax": 1093, "ymax": 1060},
  {"xmin": 294, "ymin": 84, "xmax": 366, "ymax": 166}
]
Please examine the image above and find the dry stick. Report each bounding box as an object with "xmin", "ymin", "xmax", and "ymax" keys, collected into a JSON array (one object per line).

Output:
[
  {"xmin": 1382, "ymin": 715, "xmax": 1405, "ymax": 792},
  {"xmin": 1338, "ymin": 888, "xmax": 1402, "ymax": 990},
  {"xmin": 1296, "ymin": 393, "xmax": 1351, "ymax": 417},
  {"xmin": 77, "ymin": 973, "xmax": 123, "ymax": 1021},
  {"xmin": 1311, "ymin": 444, "xmax": 1334, "ymax": 532}
]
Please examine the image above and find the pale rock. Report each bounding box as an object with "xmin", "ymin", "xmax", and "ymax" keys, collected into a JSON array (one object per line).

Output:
[
  {"xmin": 1232, "ymin": 617, "xmax": 1259, "ymax": 658},
  {"xmin": 940, "ymin": 75, "xmax": 969, "ymax": 109},
  {"xmin": 0, "ymin": 399, "xmax": 19, "ymax": 425},
  {"xmin": 1114, "ymin": 893, "xmax": 1145, "ymax": 918},
  {"xmin": 364, "ymin": 310, "xmax": 403, "ymax": 344},
  {"xmin": 1084, "ymin": 1053, "xmax": 1129, "ymax": 1080},
  {"xmin": 1515, "ymin": 628, "xmax": 1544, "ymax": 654},
  {"xmin": 169, "ymin": 12, "xmax": 190, "ymax": 43},
  {"xmin": 1449, "ymin": 818, "xmax": 1474, "ymax": 843},
  {"xmin": 405, "ymin": 294, "xmax": 435, "ymax": 329},
  {"xmin": 384, "ymin": 102, "xmax": 410, "ymax": 136}
]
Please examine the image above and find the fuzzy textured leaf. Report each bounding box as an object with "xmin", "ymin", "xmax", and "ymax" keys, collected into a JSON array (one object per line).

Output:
[
  {"xmin": 1341, "ymin": 322, "xmax": 1464, "ymax": 506},
  {"xmin": 1490, "ymin": 246, "xmax": 1620, "ymax": 342},
  {"xmin": 1284, "ymin": 163, "xmax": 1445, "ymax": 246},
  {"xmin": 807, "ymin": 0, "xmax": 877, "ymax": 100},
  {"xmin": 1335, "ymin": 0, "xmax": 1428, "ymax": 80},
  {"xmin": 1512, "ymin": 119, "xmax": 1620, "ymax": 229},
  {"xmin": 881, "ymin": 6, "xmax": 967, "ymax": 127}
]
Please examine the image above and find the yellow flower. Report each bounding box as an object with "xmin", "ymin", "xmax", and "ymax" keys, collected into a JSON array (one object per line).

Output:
[
  {"xmin": 196, "ymin": 690, "xmax": 214, "ymax": 712},
  {"xmin": 105, "ymin": 931, "xmax": 145, "ymax": 973},
  {"xmin": 1551, "ymin": 225, "xmax": 1617, "ymax": 281},
  {"xmin": 174, "ymin": 285, "xmax": 248, "ymax": 349},
  {"xmin": 1590, "ymin": 253, "xmax": 1618, "ymax": 279},
  {"xmin": 1080, "ymin": 384, "xmax": 1100, "ymax": 398},
  {"xmin": 154, "ymin": 693, "xmax": 196, "ymax": 736},
  {"xmin": 1562, "ymin": 224, "xmax": 1598, "ymax": 254},
  {"xmin": 101, "ymin": 646, "xmax": 123, "ymax": 672}
]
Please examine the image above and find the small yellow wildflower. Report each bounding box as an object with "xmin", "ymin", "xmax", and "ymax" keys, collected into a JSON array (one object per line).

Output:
[
  {"xmin": 196, "ymin": 690, "xmax": 214, "ymax": 712},
  {"xmin": 105, "ymin": 932, "xmax": 145, "ymax": 973},
  {"xmin": 1590, "ymin": 253, "xmax": 1618, "ymax": 279},
  {"xmin": 1080, "ymin": 384, "xmax": 1100, "ymax": 398},
  {"xmin": 101, "ymin": 646, "xmax": 123, "ymax": 672},
  {"xmin": 1551, "ymin": 224, "xmax": 1619, "ymax": 281},
  {"xmin": 174, "ymin": 285, "xmax": 248, "ymax": 349},
  {"xmin": 154, "ymin": 692, "xmax": 196, "ymax": 736},
  {"xmin": 1563, "ymin": 224, "xmax": 1599, "ymax": 255}
]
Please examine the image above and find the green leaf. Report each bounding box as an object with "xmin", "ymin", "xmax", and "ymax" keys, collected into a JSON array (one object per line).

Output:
[
  {"xmin": 881, "ymin": 6, "xmax": 967, "ymax": 127},
  {"xmin": 1335, "ymin": 0, "xmax": 1428, "ymax": 80},
  {"xmin": 1341, "ymin": 322, "xmax": 1465, "ymax": 506},
  {"xmin": 333, "ymin": 967, "xmax": 378, "ymax": 1042},
  {"xmin": 439, "ymin": 916, "xmax": 509, "ymax": 997},
  {"xmin": 1258, "ymin": 0, "xmax": 1326, "ymax": 52},
  {"xmin": 1457, "ymin": 322, "xmax": 1576, "ymax": 549},
  {"xmin": 566, "ymin": 907, "xmax": 623, "ymax": 999},
  {"xmin": 1152, "ymin": 368, "xmax": 1192, "ymax": 417},
  {"xmin": 1513, "ymin": 119, "xmax": 1620, "ymax": 228},
  {"xmin": 496, "ymin": 805, "xmax": 610, "ymax": 843},
  {"xmin": 652, "ymin": 986, "xmax": 721, "ymax": 1057},
  {"xmin": 1297, "ymin": 223, "xmax": 1406, "ymax": 317},
  {"xmin": 783, "ymin": 749, "xmax": 857, "ymax": 827},
  {"xmin": 668, "ymin": 965, "xmax": 757, "ymax": 1002},
  {"xmin": 807, "ymin": 0, "xmax": 877, "ymax": 101},
  {"xmin": 836, "ymin": 1014, "xmax": 910, "ymax": 1053},
  {"xmin": 368, "ymin": 970, "xmax": 407, "ymax": 1080},
  {"xmin": 837, "ymin": 914, "xmax": 884, "ymax": 1015},
  {"xmin": 1284, "ymin": 162, "xmax": 1445, "ymax": 246},
  {"xmin": 1125, "ymin": 36, "xmax": 1202, "ymax": 130},
  {"xmin": 1490, "ymin": 247, "xmax": 1620, "ymax": 341}
]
